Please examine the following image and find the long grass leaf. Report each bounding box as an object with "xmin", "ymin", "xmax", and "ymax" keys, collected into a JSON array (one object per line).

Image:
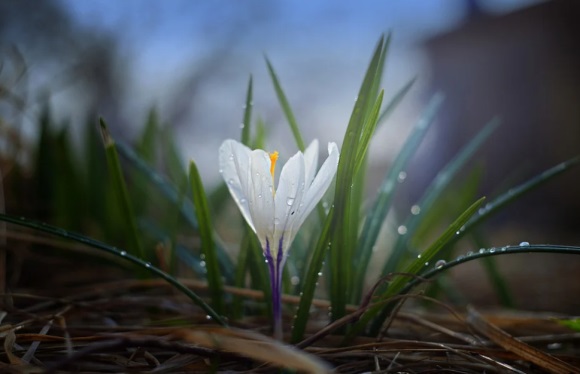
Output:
[
  {"xmin": 99, "ymin": 118, "xmax": 145, "ymax": 260},
  {"xmin": 382, "ymin": 117, "xmax": 500, "ymax": 276},
  {"xmin": 291, "ymin": 207, "xmax": 334, "ymax": 344},
  {"xmin": 0, "ymin": 213, "xmax": 227, "ymax": 326},
  {"xmin": 189, "ymin": 160, "xmax": 225, "ymax": 315},
  {"xmin": 347, "ymin": 197, "xmax": 485, "ymax": 339},
  {"xmin": 241, "ymin": 75, "xmax": 253, "ymax": 145},
  {"xmin": 265, "ymin": 58, "xmax": 305, "ymax": 151},
  {"xmin": 448, "ymin": 156, "xmax": 580, "ymax": 249},
  {"xmin": 114, "ymin": 140, "xmax": 236, "ymax": 282},
  {"xmin": 329, "ymin": 35, "xmax": 385, "ymax": 322},
  {"xmin": 351, "ymin": 94, "xmax": 444, "ymax": 303},
  {"xmin": 376, "ymin": 77, "xmax": 416, "ymax": 128}
]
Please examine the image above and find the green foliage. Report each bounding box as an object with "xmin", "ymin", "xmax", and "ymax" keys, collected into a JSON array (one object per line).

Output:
[{"xmin": 2, "ymin": 33, "xmax": 579, "ymax": 345}]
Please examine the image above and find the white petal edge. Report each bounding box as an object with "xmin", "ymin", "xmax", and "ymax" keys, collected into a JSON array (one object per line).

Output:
[
  {"xmin": 219, "ymin": 139, "xmax": 256, "ymax": 232},
  {"xmin": 297, "ymin": 142, "xmax": 339, "ymax": 225},
  {"xmin": 302, "ymin": 139, "xmax": 319, "ymax": 189},
  {"xmin": 248, "ymin": 150, "xmax": 275, "ymax": 248},
  {"xmin": 273, "ymin": 150, "xmax": 306, "ymax": 256}
]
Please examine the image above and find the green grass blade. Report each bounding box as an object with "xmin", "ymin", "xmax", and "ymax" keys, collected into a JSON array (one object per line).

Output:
[
  {"xmin": 351, "ymin": 93, "xmax": 444, "ymax": 303},
  {"xmin": 399, "ymin": 243, "xmax": 580, "ymax": 298},
  {"xmin": 291, "ymin": 206, "xmax": 334, "ymax": 344},
  {"xmin": 265, "ymin": 57, "xmax": 305, "ymax": 151},
  {"xmin": 114, "ymin": 140, "xmax": 235, "ymax": 282},
  {"xmin": 354, "ymin": 90, "xmax": 384, "ymax": 174},
  {"xmin": 348, "ymin": 197, "xmax": 486, "ymax": 339},
  {"xmin": 99, "ymin": 118, "xmax": 145, "ymax": 261},
  {"xmin": 381, "ymin": 117, "xmax": 500, "ymax": 276},
  {"xmin": 449, "ymin": 156, "xmax": 580, "ymax": 248},
  {"xmin": 0, "ymin": 213, "xmax": 227, "ymax": 326},
  {"xmin": 241, "ymin": 75, "xmax": 253, "ymax": 145},
  {"xmin": 376, "ymin": 77, "xmax": 416, "ymax": 128},
  {"xmin": 189, "ymin": 160, "xmax": 225, "ymax": 315},
  {"xmin": 136, "ymin": 108, "xmax": 159, "ymax": 163},
  {"xmin": 329, "ymin": 35, "xmax": 386, "ymax": 323}
]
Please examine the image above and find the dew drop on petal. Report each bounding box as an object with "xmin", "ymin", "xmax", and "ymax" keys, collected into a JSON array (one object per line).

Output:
[{"xmin": 286, "ymin": 197, "xmax": 295, "ymax": 206}]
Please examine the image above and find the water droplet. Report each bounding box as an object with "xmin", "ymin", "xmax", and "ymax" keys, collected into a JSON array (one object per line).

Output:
[
  {"xmin": 519, "ymin": 241, "xmax": 530, "ymax": 247},
  {"xmin": 206, "ymin": 315, "xmax": 212, "ymax": 320},
  {"xmin": 218, "ymin": 168, "xmax": 223, "ymax": 174},
  {"xmin": 200, "ymin": 261, "xmax": 206, "ymax": 267},
  {"xmin": 456, "ymin": 255, "xmax": 465, "ymax": 261},
  {"xmin": 489, "ymin": 248, "xmax": 496, "ymax": 253},
  {"xmin": 145, "ymin": 262, "xmax": 151, "ymax": 268},
  {"xmin": 239, "ymin": 123, "xmax": 245, "ymax": 129},
  {"xmin": 317, "ymin": 271, "xmax": 323, "ymax": 277},
  {"xmin": 424, "ymin": 262, "xmax": 429, "ymax": 266},
  {"xmin": 435, "ymin": 259, "xmax": 446, "ymax": 268},
  {"xmin": 258, "ymin": 193, "xmax": 262, "ymax": 198},
  {"xmin": 466, "ymin": 251, "xmax": 474, "ymax": 256},
  {"xmin": 228, "ymin": 178, "xmax": 234, "ymax": 185},
  {"xmin": 291, "ymin": 276, "xmax": 300, "ymax": 285},
  {"xmin": 265, "ymin": 259, "xmax": 269, "ymax": 264},
  {"xmin": 119, "ymin": 251, "xmax": 127, "ymax": 256},
  {"xmin": 397, "ymin": 225, "xmax": 407, "ymax": 235},
  {"xmin": 479, "ymin": 248, "xmax": 486, "ymax": 254},
  {"xmin": 286, "ymin": 197, "xmax": 295, "ymax": 206},
  {"xmin": 229, "ymin": 153, "xmax": 234, "ymax": 161},
  {"xmin": 411, "ymin": 205, "xmax": 421, "ymax": 215},
  {"xmin": 397, "ymin": 171, "xmax": 407, "ymax": 182},
  {"xmin": 417, "ymin": 253, "xmax": 422, "ymax": 259},
  {"xmin": 547, "ymin": 342, "xmax": 562, "ymax": 350},
  {"xmin": 240, "ymin": 198, "xmax": 246, "ymax": 204}
]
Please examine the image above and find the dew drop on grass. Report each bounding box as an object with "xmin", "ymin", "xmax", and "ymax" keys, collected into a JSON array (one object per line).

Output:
[
  {"xmin": 145, "ymin": 262, "xmax": 151, "ymax": 268},
  {"xmin": 519, "ymin": 241, "xmax": 530, "ymax": 246},
  {"xmin": 489, "ymin": 248, "xmax": 496, "ymax": 253},
  {"xmin": 435, "ymin": 259, "xmax": 446, "ymax": 268},
  {"xmin": 410, "ymin": 205, "xmax": 421, "ymax": 215},
  {"xmin": 424, "ymin": 262, "xmax": 429, "ymax": 267},
  {"xmin": 291, "ymin": 276, "xmax": 300, "ymax": 285},
  {"xmin": 317, "ymin": 271, "xmax": 323, "ymax": 277},
  {"xmin": 119, "ymin": 251, "xmax": 127, "ymax": 256},
  {"xmin": 479, "ymin": 248, "xmax": 486, "ymax": 254},
  {"xmin": 239, "ymin": 123, "xmax": 245, "ymax": 129},
  {"xmin": 206, "ymin": 315, "xmax": 212, "ymax": 320},
  {"xmin": 397, "ymin": 171, "xmax": 407, "ymax": 182},
  {"xmin": 397, "ymin": 225, "xmax": 407, "ymax": 235}
]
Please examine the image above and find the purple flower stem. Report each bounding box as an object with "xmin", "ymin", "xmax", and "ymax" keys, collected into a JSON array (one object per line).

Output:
[{"xmin": 265, "ymin": 237, "xmax": 285, "ymax": 340}]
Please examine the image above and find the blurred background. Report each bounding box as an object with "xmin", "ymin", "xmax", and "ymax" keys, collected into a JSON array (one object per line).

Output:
[{"xmin": 1, "ymin": 0, "xmax": 579, "ymax": 312}]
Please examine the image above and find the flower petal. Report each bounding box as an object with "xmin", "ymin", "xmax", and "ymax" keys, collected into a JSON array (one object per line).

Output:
[
  {"xmin": 248, "ymin": 149, "xmax": 275, "ymax": 247},
  {"xmin": 274, "ymin": 150, "xmax": 306, "ymax": 255},
  {"xmin": 297, "ymin": 142, "xmax": 339, "ymax": 224},
  {"xmin": 219, "ymin": 139, "xmax": 255, "ymax": 232},
  {"xmin": 303, "ymin": 139, "xmax": 319, "ymax": 189}
]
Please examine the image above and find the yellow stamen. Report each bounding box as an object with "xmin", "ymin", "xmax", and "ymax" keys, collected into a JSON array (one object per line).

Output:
[{"xmin": 269, "ymin": 151, "xmax": 279, "ymax": 178}]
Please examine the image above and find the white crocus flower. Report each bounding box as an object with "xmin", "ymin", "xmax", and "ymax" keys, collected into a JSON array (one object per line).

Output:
[{"xmin": 219, "ymin": 138, "xmax": 339, "ymax": 339}]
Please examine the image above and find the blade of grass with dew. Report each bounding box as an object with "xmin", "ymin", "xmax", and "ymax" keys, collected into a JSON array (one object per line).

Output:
[
  {"xmin": 0, "ymin": 213, "xmax": 227, "ymax": 325},
  {"xmin": 115, "ymin": 140, "xmax": 235, "ymax": 282},
  {"xmin": 399, "ymin": 244, "xmax": 580, "ymax": 299},
  {"xmin": 351, "ymin": 93, "xmax": 444, "ymax": 304},
  {"xmin": 381, "ymin": 117, "xmax": 500, "ymax": 277},
  {"xmin": 471, "ymin": 230, "xmax": 514, "ymax": 307},
  {"xmin": 347, "ymin": 196, "xmax": 486, "ymax": 339},
  {"xmin": 241, "ymin": 75, "xmax": 253, "ymax": 145},
  {"xmin": 291, "ymin": 206, "xmax": 334, "ymax": 344},
  {"xmin": 189, "ymin": 160, "xmax": 225, "ymax": 315},
  {"xmin": 446, "ymin": 156, "xmax": 580, "ymax": 250},
  {"xmin": 99, "ymin": 118, "xmax": 146, "ymax": 261},
  {"xmin": 353, "ymin": 90, "xmax": 384, "ymax": 174},
  {"xmin": 328, "ymin": 35, "xmax": 386, "ymax": 322},
  {"xmin": 265, "ymin": 58, "xmax": 305, "ymax": 151}
]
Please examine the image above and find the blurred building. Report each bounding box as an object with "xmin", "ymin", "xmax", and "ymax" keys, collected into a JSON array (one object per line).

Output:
[{"xmin": 421, "ymin": 0, "xmax": 580, "ymax": 312}]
